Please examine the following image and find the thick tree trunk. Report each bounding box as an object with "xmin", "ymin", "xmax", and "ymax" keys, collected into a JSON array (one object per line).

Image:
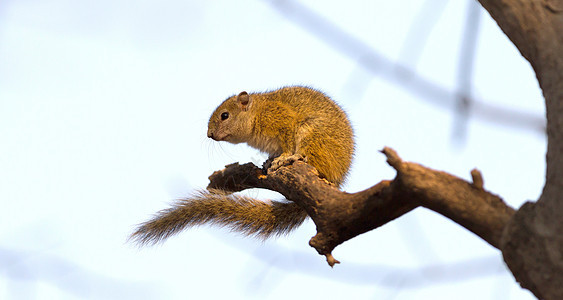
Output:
[{"xmin": 476, "ymin": 1, "xmax": 563, "ymax": 298}]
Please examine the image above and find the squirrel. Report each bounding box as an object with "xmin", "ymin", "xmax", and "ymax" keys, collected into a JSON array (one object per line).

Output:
[{"xmin": 130, "ymin": 86, "xmax": 354, "ymax": 245}]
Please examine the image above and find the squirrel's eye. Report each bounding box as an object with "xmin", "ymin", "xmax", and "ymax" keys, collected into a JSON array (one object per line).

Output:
[{"xmin": 221, "ymin": 112, "xmax": 229, "ymax": 120}]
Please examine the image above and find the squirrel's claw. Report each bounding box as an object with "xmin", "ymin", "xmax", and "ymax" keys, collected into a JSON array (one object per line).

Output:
[{"xmin": 268, "ymin": 154, "xmax": 306, "ymax": 173}]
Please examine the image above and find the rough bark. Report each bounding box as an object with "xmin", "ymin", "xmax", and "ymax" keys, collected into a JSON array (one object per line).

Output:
[
  {"xmin": 476, "ymin": 1, "xmax": 563, "ymax": 299},
  {"xmin": 207, "ymin": 148, "xmax": 515, "ymax": 266}
]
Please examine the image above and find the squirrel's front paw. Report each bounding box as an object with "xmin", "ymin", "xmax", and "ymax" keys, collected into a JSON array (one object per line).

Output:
[{"xmin": 268, "ymin": 154, "xmax": 306, "ymax": 173}]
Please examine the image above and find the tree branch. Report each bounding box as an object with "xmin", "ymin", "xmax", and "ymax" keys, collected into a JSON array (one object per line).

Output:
[{"xmin": 207, "ymin": 147, "xmax": 515, "ymax": 266}]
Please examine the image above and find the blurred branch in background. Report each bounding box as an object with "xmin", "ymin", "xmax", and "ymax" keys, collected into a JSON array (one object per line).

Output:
[
  {"xmin": 453, "ymin": 0, "xmax": 482, "ymax": 143},
  {"xmin": 0, "ymin": 246, "xmax": 158, "ymax": 299},
  {"xmin": 398, "ymin": 0, "xmax": 449, "ymax": 68},
  {"xmin": 342, "ymin": 0, "xmax": 449, "ymax": 113},
  {"xmin": 267, "ymin": 0, "xmax": 545, "ymax": 134}
]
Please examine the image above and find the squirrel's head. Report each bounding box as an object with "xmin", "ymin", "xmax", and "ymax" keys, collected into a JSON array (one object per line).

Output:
[{"xmin": 207, "ymin": 91, "xmax": 253, "ymax": 144}]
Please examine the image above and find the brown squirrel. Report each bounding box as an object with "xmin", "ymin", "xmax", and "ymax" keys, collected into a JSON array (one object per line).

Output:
[{"xmin": 131, "ymin": 86, "xmax": 354, "ymax": 245}]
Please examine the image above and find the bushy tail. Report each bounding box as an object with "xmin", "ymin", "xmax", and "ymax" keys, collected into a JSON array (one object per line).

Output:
[{"xmin": 129, "ymin": 190, "xmax": 308, "ymax": 246}]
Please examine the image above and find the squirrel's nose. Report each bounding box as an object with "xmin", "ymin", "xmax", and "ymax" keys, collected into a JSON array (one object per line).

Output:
[{"xmin": 207, "ymin": 131, "xmax": 214, "ymax": 139}]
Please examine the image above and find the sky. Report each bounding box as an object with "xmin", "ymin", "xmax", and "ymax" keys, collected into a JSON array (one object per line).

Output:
[{"xmin": 0, "ymin": 0, "xmax": 544, "ymax": 299}]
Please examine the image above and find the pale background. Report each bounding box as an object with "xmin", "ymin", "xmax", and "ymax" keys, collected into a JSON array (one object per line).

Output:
[{"xmin": 0, "ymin": 0, "xmax": 543, "ymax": 299}]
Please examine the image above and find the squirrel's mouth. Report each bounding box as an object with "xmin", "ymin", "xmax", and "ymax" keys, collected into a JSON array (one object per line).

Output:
[
  {"xmin": 212, "ymin": 134, "xmax": 230, "ymax": 142},
  {"xmin": 208, "ymin": 131, "xmax": 230, "ymax": 141}
]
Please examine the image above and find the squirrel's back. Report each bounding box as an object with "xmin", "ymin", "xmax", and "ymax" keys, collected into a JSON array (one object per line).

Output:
[{"xmin": 250, "ymin": 86, "xmax": 354, "ymax": 186}]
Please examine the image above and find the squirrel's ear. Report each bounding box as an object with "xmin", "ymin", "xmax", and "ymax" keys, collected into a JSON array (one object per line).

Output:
[{"xmin": 237, "ymin": 91, "xmax": 251, "ymax": 111}]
